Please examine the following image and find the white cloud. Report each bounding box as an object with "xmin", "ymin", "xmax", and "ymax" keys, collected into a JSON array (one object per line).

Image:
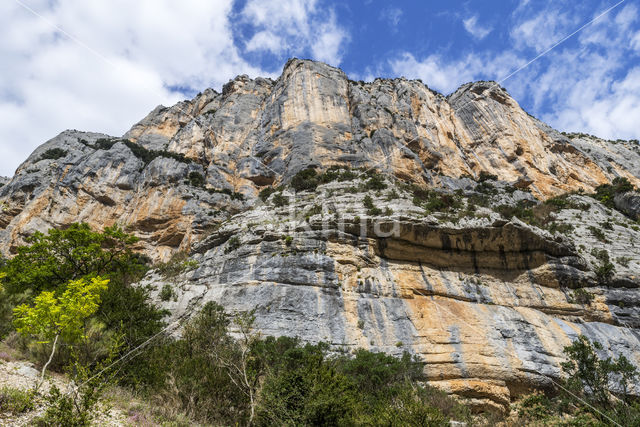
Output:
[
  {"xmin": 463, "ymin": 16, "xmax": 492, "ymax": 40},
  {"xmin": 390, "ymin": 1, "xmax": 640, "ymax": 143},
  {"xmin": 510, "ymin": 8, "xmax": 577, "ymax": 53},
  {"xmin": 511, "ymin": 4, "xmax": 640, "ymax": 140},
  {"xmin": 379, "ymin": 7, "xmax": 403, "ymax": 31},
  {"xmin": 632, "ymin": 31, "xmax": 640, "ymax": 51},
  {"xmin": 0, "ymin": 0, "xmax": 349, "ymax": 177},
  {"xmin": 240, "ymin": 0, "xmax": 348, "ymax": 65},
  {"xmin": 389, "ymin": 51, "xmax": 518, "ymax": 94}
]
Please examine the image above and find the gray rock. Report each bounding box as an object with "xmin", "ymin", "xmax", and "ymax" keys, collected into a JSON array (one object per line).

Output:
[
  {"xmin": 614, "ymin": 191, "xmax": 640, "ymax": 220},
  {"xmin": 2, "ymin": 58, "xmax": 640, "ymax": 410}
]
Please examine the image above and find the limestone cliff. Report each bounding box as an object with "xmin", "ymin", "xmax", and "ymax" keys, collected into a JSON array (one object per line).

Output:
[{"xmin": 1, "ymin": 58, "xmax": 639, "ymax": 411}]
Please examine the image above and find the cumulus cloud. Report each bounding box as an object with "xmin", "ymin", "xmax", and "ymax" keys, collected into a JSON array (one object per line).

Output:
[
  {"xmin": 510, "ymin": 3, "xmax": 640, "ymax": 140},
  {"xmin": 463, "ymin": 16, "xmax": 492, "ymax": 40},
  {"xmin": 390, "ymin": 1, "xmax": 639, "ymax": 142},
  {"xmin": 389, "ymin": 51, "xmax": 518, "ymax": 94},
  {"xmin": 240, "ymin": 0, "xmax": 348, "ymax": 65},
  {"xmin": 0, "ymin": 0, "xmax": 349, "ymax": 176}
]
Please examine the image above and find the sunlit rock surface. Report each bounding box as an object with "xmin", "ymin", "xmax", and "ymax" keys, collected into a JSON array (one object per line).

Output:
[{"xmin": 1, "ymin": 58, "xmax": 639, "ymax": 411}]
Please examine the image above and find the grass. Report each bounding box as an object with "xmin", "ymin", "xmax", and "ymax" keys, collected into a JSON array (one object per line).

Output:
[{"xmin": 159, "ymin": 285, "xmax": 175, "ymax": 302}]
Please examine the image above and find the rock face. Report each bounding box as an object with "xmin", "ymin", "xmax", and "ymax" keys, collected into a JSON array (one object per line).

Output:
[
  {"xmin": 615, "ymin": 191, "xmax": 640, "ymax": 220},
  {"xmin": 1, "ymin": 58, "xmax": 639, "ymax": 411}
]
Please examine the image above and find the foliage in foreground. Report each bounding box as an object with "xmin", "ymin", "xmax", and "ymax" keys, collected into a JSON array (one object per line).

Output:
[
  {"xmin": 1, "ymin": 223, "xmax": 145, "ymax": 298},
  {"xmin": 0, "ymin": 386, "xmax": 35, "ymax": 415},
  {"xmin": 13, "ymin": 277, "xmax": 109, "ymax": 390},
  {"xmin": 514, "ymin": 335, "xmax": 640, "ymax": 426},
  {"xmin": 138, "ymin": 302, "xmax": 472, "ymax": 426},
  {"xmin": 0, "ymin": 223, "xmax": 166, "ymax": 382}
]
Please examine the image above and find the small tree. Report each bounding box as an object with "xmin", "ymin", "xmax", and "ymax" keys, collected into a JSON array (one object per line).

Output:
[
  {"xmin": 13, "ymin": 277, "xmax": 109, "ymax": 390},
  {"xmin": 2, "ymin": 223, "xmax": 144, "ymax": 297},
  {"xmin": 561, "ymin": 335, "xmax": 639, "ymax": 408},
  {"xmin": 214, "ymin": 310, "xmax": 262, "ymax": 423}
]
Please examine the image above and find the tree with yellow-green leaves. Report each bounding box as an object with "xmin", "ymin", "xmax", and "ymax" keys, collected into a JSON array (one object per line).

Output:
[{"xmin": 13, "ymin": 277, "xmax": 109, "ymax": 390}]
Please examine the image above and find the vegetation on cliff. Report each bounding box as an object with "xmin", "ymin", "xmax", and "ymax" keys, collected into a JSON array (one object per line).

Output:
[{"xmin": 0, "ymin": 223, "xmax": 638, "ymax": 425}]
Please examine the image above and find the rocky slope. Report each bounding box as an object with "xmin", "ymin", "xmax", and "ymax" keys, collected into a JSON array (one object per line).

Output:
[{"xmin": 1, "ymin": 58, "xmax": 639, "ymax": 411}]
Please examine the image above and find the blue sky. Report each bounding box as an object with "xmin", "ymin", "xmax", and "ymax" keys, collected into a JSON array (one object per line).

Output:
[{"xmin": 1, "ymin": 0, "xmax": 639, "ymax": 176}]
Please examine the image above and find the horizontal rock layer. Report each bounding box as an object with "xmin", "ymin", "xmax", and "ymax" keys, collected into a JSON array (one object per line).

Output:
[{"xmin": 1, "ymin": 58, "xmax": 639, "ymax": 411}]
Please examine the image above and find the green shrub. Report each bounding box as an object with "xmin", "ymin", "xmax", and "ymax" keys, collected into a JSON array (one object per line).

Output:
[
  {"xmin": 363, "ymin": 195, "xmax": 382, "ymax": 215},
  {"xmin": 591, "ymin": 248, "xmax": 615, "ymax": 284},
  {"xmin": 305, "ymin": 204, "xmax": 322, "ymax": 220},
  {"xmin": 91, "ymin": 138, "xmax": 116, "ymax": 150},
  {"xmin": 364, "ymin": 174, "xmax": 387, "ymax": 190},
  {"xmin": 159, "ymin": 285, "xmax": 175, "ymax": 302},
  {"xmin": 141, "ymin": 302, "xmax": 250, "ymax": 425},
  {"xmin": 187, "ymin": 172, "xmax": 205, "ymax": 187},
  {"xmin": 547, "ymin": 222, "xmax": 574, "ymax": 235},
  {"xmin": 544, "ymin": 194, "xmax": 590, "ymax": 211},
  {"xmin": 0, "ymin": 386, "xmax": 35, "ymax": 414},
  {"xmin": 1, "ymin": 223, "xmax": 147, "ymax": 298},
  {"xmin": 509, "ymin": 336, "xmax": 640, "ymax": 425},
  {"xmin": 496, "ymin": 201, "xmax": 536, "ymax": 223},
  {"xmin": 0, "ymin": 223, "xmax": 166, "ymax": 382},
  {"xmin": 601, "ymin": 220, "xmax": 614, "ymax": 230},
  {"xmin": 205, "ymin": 187, "xmax": 245, "ymax": 201},
  {"xmin": 284, "ymin": 236, "xmax": 293, "ymax": 246},
  {"xmin": 478, "ymin": 171, "xmax": 498, "ymax": 182},
  {"xmin": 588, "ymin": 225, "xmax": 609, "ymax": 243},
  {"xmin": 88, "ymin": 138, "xmax": 191, "ymax": 166},
  {"xmin": 516, "ymin": 392, "xmax": 552, "ymax": 421},
  {"xmin": 291, "ymin": 168, "xmax": 319, "ymax": 192},
  {"xmin": 363, "ymin": 195, "xmax": 374, "ymax": 209},
  {"xmin": 406, "ymin": 184, "xmax": 463, "ymax": 214},
  {"xmin": 137, "ymin": 304, "xmax": 473, "ymax": 426},
  {"xmin": 156, "ymin": 252, "xmax": 198, "ymax": 278},
  {"xmin": 272, "ymin": 193, "xmax": 289, "ymax": 207},
  {"xmin": 258, "ymin": 187, "xmax": 276, "ymax": 202},
  {"xmin": 573, "ymin": 288, "xmax": 594, "ymax": 305},
  {"xmin": 475, "ymin": 181, "xmax": 498, "ymax": 194},
  {"xmin": 225, "ymin": 236, "xmax": 241, "ymax": 254},
  {"xmin": 123, "ymin": 140, "xmax": 190, "ymax": 166},
  {"xmin": 335, "ymin": 170, "xmax": 358, "ymax": 182},
  {"xmin": 34, "ymin": 377, "xmax": 108, "ymax": 427},
  {"xmin": 562, "ymin": 336, "xmax": 639, "ymax": 407},
  {"xmin": 386, "ymin": 189, "xmax": 399, "ymax": 200},
  {"xmin": 591, "ymin": 177, "xmax": 635, "ymax": 209},
  {"xmin": 616, "ymin": 256, "xmax": 631, "ymax": 267},
  {"xmin": 256, "ymin": 342, "xmax": 358, "ymax": 426},
  {"xmin": 291, "ymin": 167, "xmax": 368, "ymax": 193},
  {"xmin": 37, "ymin": 148, "xmax": 67, "ymax": 162}
]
